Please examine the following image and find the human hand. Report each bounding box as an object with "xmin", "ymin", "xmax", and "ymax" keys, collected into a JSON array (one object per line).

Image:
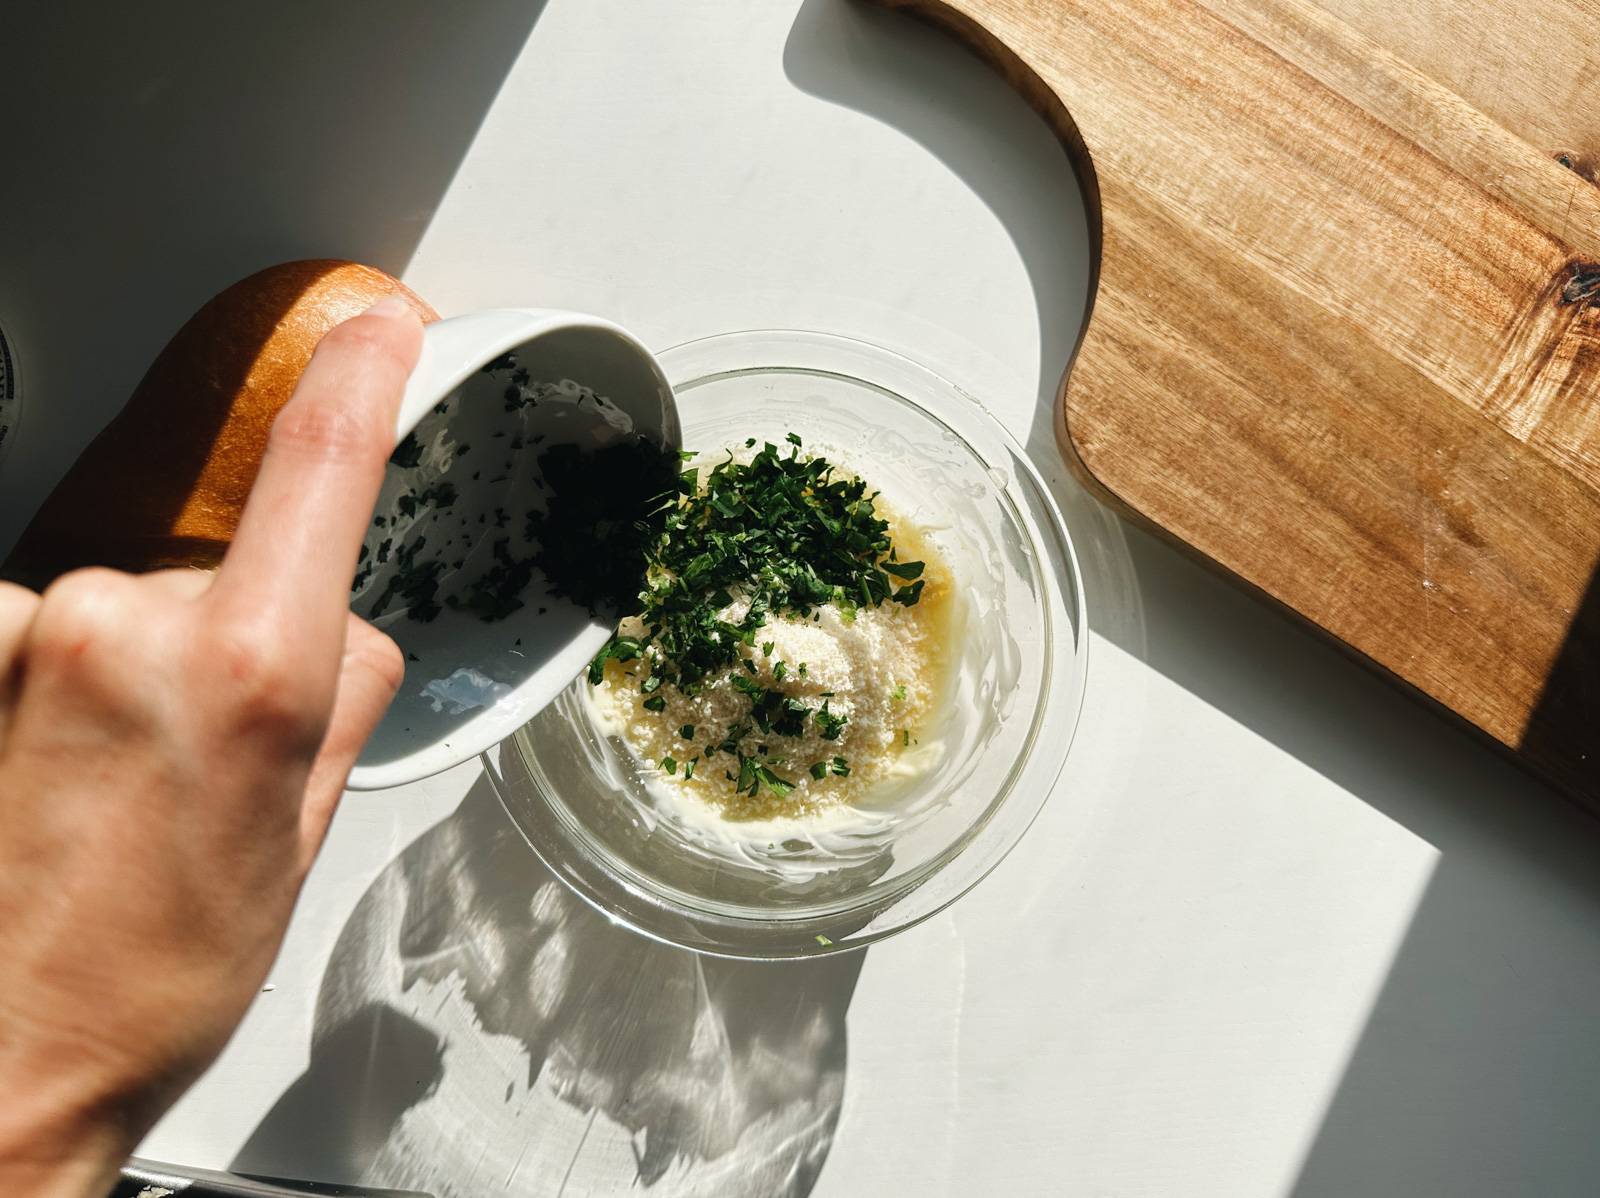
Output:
[{"xmin": 0, "ymin": 297, "xmax": 422, "ymax": 1198}]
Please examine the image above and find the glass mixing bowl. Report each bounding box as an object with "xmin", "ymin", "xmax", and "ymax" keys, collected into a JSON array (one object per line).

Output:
[{"xmin": 482, "ymin": 330, "xmax": 1087, "ymax": 958}]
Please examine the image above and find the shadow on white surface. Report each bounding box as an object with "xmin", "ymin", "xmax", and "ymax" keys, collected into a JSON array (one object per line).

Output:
[
  {"xmin": 782, "ymin": 0, "xmax": 1093, "ymax": 472},
  {"xmin": 232, "ymin": 779, "xmax": 862, "ymax": 1197},
  {"xmin": 1130, "ymin": 535, "xmax": 1600, "ymax": 1197},
  {"xmin": 783, "ymin": 0, "xmax": 1146, "ymax": 657},
  {"xmin": 0, "ymin": 0, "xmax": 547, "ymax": 556},
  {"xmin": 789, "ymin": 3, "xmax": 1600, "ymax": 1195}
]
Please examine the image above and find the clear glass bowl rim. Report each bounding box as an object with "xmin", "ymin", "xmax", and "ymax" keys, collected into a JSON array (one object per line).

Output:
[{"xmin": 482, "ymin": 329, "xmax": 1089, "ymax": 959}]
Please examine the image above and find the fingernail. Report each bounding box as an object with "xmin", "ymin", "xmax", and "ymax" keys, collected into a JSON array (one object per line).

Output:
[{"xmin": 364, "ymin": 294, "xmax": 414, "ymax": 319}]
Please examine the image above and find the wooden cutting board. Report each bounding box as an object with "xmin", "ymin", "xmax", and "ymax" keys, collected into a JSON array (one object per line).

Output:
[{"xmin": 879, "ymin": 0, "xmax": 1600, "ymax": 805}]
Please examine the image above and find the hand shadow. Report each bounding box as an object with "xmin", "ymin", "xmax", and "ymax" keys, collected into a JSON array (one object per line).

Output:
[{"xmin": 233, "ymin": 778, "xmax": 863, "ymax": 1198}]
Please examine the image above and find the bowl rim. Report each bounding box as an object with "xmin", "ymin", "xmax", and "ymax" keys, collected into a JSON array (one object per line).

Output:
[{"xmin": 483, "ymin": 329, "xmax": 1089, "ymax": 959}]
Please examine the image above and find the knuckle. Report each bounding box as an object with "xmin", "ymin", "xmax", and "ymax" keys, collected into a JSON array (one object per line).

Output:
[
  {"xmin": 204, "ymin": 620, "xmax": 321, "ymax": 748},
  {"xmin": 29, "ymin": 569, "xmax": 134, "ymax": 661},
  {"xmin": 0, "ymin": 580, "xmax": 41, "ymax": 635},
  {"xmin": 269, "ymin": 399, "xmax": 384, "ymax": 465}
]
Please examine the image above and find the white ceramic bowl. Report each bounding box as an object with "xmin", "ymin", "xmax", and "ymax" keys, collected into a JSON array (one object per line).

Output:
[{"xmin": 346, "ymin": 310, "xmax": 679, "ymax": 789}]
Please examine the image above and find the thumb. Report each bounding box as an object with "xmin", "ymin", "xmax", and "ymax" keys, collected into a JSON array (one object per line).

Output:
[{"xmin": 298, "ymin": 614, "xmax": 404, "ymax": 869}]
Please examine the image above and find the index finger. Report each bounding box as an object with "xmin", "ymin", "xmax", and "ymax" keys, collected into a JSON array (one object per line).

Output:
[{"xmin": 210, "ymin": 297, "xmax": 423, "ymax": 654}]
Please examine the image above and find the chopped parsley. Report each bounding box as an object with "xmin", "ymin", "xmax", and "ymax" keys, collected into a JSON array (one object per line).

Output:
[
  {"xmin": 580, "ymin": 434, "xmax": 924, "ymax": 796},
  {"xmin": 367, "ymin": 537, "xmax": 443, "ymax": 622},
  {"xmin": 445, "ymin": 538, "xmax": 534, "ymax": 622},
  {"xmin": 527, "ymin": 438, "xmax": 682, "ymax": 617},
  {"xmin": 588, "ymin": 436, "xmax": 921, "ymax": 689},
  {"xmin": 397, "ymin": 481, "xmax": 457, "ymax": 518},
  {"xmin": 815, "ymin": 701, "xmax": 847, "ymax": 741},
  {"xmin": 389, "ymin": 432, "xmax": 424, "ymax": 469},
  {"xmin": 809, "ymin": 755, "xmax": 851, "ymax": 780}
]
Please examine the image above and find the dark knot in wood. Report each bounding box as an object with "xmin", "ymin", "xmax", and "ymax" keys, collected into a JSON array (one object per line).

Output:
[{"xmin": 1561, "ymin": 265, "xmax": 1600, "ymax": 308}]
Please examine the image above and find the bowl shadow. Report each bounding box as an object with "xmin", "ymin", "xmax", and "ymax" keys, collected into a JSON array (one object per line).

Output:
[{"xmin": 232, "ymin": 778, "xmax": 863, "ymax": 1197}]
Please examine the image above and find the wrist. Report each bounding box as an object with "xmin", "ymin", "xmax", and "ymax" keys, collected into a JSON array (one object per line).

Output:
[
  {"xmin": 0, "ymin": 1148, "xmax": 127, "ymax": 1198},
  {"xmin": 0, "ymin": 1029, "xmax": 145, "ymax": 1198}
]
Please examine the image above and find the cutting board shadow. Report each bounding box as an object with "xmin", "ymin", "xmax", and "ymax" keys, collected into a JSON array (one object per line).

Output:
[{"xmin": 875, "ymin": 0, "xmax": 1600, "ymax": 808}]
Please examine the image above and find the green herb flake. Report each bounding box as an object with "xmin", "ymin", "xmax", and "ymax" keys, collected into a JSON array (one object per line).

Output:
[
  {"xmin": 568, "ymin": 432, "xmax": 934, "ymax": 796},
  {"xmin": 892, "ymin": 579, "xmax": 926, "ymax": 607},
  {"xmin": 661, "ymin": 756, "xmax": 677, "ymax": 775},
  {"xmin": 815, "ymin": 701, "xmax": 848, "ymax": 741},
  {"xmin": 756, "ymin": 765, "xmax": 795, "ymax": 797},
  {"xmin": 891, "ymin": 683, "xmax": 907, "ymax": 702},
  {"xmin": 389, "ymin": 432, "xmax": 423, "ymax": 468},
  {"xmin": 526, "ymin": 438, "xmax": 682, "ymax": 617}
]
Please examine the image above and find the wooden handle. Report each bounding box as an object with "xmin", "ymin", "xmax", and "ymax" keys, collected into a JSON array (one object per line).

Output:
[{"xmin": 3, "ymin": 259, "xmax": 437, "ymax": 588}]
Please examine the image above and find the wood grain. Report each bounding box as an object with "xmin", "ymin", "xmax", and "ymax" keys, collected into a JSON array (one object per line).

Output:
[
  {"xmin": 2, "ymin": 261, "xmax": 437, "ymax": 587},
  {"xmin": 877, "ymin": 0, "xmax": 1600, "ymax": 802}
]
